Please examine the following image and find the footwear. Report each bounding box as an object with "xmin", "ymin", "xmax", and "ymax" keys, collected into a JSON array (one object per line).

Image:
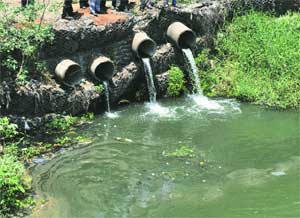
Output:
[
  {"xmin": 80, "ymin": 6, "xmax": 86, "ymax": 9},
  {"xmin": 96, "ymin": 9, "xmax": 106, "ymax": 14},
  {"xmin": 61, "ymin": 14, "xmax": 74, "ymax": 20},
  {"xmin": 90, "ymin": 11, "xmax": 98, "ymax": 16}
]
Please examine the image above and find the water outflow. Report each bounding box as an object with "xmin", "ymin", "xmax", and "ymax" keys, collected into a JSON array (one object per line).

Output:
[
  {"xmin": 103, "ymin": 81, "xmax": 111, "ymax": 112},
  {"xmin": 182, "ymin": 48, "xmax": 202, "ymax": 95},
  {"xmin": 132, "ymin": 32, "xmax": 157, "ymax": 103},
  {"xmin": 142, "ymin": 58, "xmax": 157, "ymax": 103}
]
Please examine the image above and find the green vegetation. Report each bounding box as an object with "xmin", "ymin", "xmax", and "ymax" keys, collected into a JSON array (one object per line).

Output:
[
  {"xmin": 46, "ymin": 116, "xmax": 78, "ymax": 131},
  {"xmin": 0, "ymin": 113, "xmax": 94, "ymax": 217},
  {"xmin": 0, "ymin": 154, "xmax": 33, "ymax": 214},
  {"xmin": 196, "ymin": 12, "xmax": 300, "ymax": 109},
  {"xmin": 0, "ymin": 117, "xmax": 33, "ymax": 215},
  {"xmin": 0, "ymin": 2, "xmax": 54, "ymax": 84},
  {"xmin": 167, "ymin": 66, "xmax": 186, "ymax": 97},
  {"xmin": 0, "ymin": 117, "xmax": 18, "ymax": 140},
  {"xmin": 94, "ymin": 84, "xmax": 104, "ymax": 93}
]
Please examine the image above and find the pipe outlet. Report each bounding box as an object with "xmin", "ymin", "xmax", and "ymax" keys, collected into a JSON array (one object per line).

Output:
[
  {"xmin": 55, "ymin": 59, "xmax": 83, "ymax": 87},
  {"xmin": 90, "ymin": 57, "xmax": 115, "ymax": 81},
  {"xmin": 167, "ymin": 22, "xmax": 196, "ymax": 49},
  {"xmin": 132, "ymin": 32, "xmax": 157, "ymax": 58}
]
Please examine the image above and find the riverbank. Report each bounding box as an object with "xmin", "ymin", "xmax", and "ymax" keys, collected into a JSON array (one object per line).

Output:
[{"xmin": 0, "ymin": 114, "xmax": 95, "ymax": 217}]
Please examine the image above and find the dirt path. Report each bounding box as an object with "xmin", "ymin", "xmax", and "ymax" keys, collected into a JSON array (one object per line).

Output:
[{"xmin": 3, "ymin": 0, "xmax": 132, "ymax": 26}]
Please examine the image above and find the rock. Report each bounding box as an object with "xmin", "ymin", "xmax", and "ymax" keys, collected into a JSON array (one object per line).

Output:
[{"xmin": 156, "ymin": 72, "xmax": 169, "ymax": 98}]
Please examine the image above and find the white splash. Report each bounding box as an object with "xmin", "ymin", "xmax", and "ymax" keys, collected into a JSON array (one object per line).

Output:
[
  {"xmin": 271, "ymin": 171, "xmax": 286, "ymax": 177},
  {"xmin": 190, "ymin": 94, "xmax": 224, "ymax": 110},
  {"xmin": 105, "ymin": 112, "xmax": 120, "ymax": 119},
  {"xmin": 145, "ymin": 102, "xmax": 175, "ymax": 118}
]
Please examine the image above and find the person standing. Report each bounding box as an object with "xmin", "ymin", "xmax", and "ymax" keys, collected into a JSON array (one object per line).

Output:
[
  {"xmin": 164, "ymin": 0, "xmax": 176, "ymax": 7},
  {"xmin": 89, "ymin": 0, "xmax": 101, "ymax": 16},
  {"xmin": 21, "ymin": 0, "xmax": 34, "ymax": 7},
  {"xmin": 79, "ymin": 0, "xmax": 89, "ymax": 9},
  {"xmin": 140, "ymin": 0, "xmax": 153, "ymax": 10},
  {"xmin": 100, "ymin": 0, "xmax": 107, "ymax": 11},
  {"xmin": 62, "ymin": 0, "xmax": 75, "ymax": 19}
]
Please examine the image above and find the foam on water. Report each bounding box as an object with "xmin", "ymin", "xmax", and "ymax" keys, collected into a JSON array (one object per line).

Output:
[
  {"xmin": 105, "ymin": 112, "xmax": 120, "ymax": 119},
  {"xmin": 190, "ymin": 94, "xmax": 224, "ymax": 110},
  {"xmin": 271, "ymin": 171, "xmax": 286, "ymax": 177},
  {"xmin": 144, "ymin": 102, "xmax": 175, "ymax": 118}
]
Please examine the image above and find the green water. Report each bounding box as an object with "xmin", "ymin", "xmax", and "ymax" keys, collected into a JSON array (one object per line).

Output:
[{"xmin": 30, "ymin": 96, "xmax": 300, "ymax": 218}]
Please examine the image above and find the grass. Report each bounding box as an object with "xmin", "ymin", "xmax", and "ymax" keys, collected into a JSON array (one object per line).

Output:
[{"xmin": 196, "ymin": 11, "xmax": 300, "ymax": 109}]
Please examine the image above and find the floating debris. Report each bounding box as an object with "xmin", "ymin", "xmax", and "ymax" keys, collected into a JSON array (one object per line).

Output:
[
  {"xmin": 271, "ymin": 171, "xmax": 286, "ymax": 177},
  {"xmin": 32, "ymin": 158, "xmax": 46, "ymax": 164},
  {"xmin": 113, "ymin": 137, "xmax": 133, "ymax": 143}
]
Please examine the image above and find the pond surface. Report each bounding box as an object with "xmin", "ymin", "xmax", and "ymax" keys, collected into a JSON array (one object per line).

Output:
[{"xmin": 30, "ymin": 96, "xmax": 300, "ymax": 218}]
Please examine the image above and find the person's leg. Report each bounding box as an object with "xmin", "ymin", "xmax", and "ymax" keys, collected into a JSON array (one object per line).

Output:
[
  {"xmin": 22, "ymin": 0, "xmax": 34, "ymax": 7},
  {"xmin": 140, "ymin": 0, "xmax": 146, "ymax": 10},
  {"xmin": 80, "ymin": 0, "xmax": 89, "ymax": 8},
  {"xmin": 62, "ymin": 0, "xmax": 74, "ymax": 18},
  {"xmin": 96, "ymin": 0, "xmax": 103, "ymax": 13},
  {"xmin": 100, "ymin": 0, "xmax": 106, "ymax": 9},
  {"xmin": 172, "ymin": 0, "xmax": 176, "ymax": 7},
  {"xmin": 79, "ymin": 0, "xmax": 85, "ymax": 8},
  {"xmin": 89, "ymin": 0, "xmax": 97, "ymax": 15},
  {"xmin": 112, "ymin": 0, "xmax": 116, "ymax": 8},
  {"xmin": 21, "ymin": 0, "xmax": 27, "ymax": 7}
]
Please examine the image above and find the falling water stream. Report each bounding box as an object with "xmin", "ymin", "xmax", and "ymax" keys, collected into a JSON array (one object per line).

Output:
[
  {"xmin": 182, "ymin": 48, "xmax": 202, "ymax": 95},
  {"xmin": 103, "ymin": 81, "xmax": 111, "ymax": 113},
  {"xmin": 142, "ymin": 58, "xmax": 157, "ymax": 103}
]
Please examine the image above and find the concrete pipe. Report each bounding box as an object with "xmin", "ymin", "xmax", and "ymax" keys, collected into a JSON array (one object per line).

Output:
[
  {"xmin": 90, "ymin": 57, "xmax": 115, "ymax": 81},
  {"xmin": 55, "ymin": 59, "xmax": 83, "ymax": 87},
  {"xmin": 167, "ymin": 22, "xmax": 196, "ymax": 49},
  {"xmin": 132, "ymin": 32, "xmax": 157, "ymax": 58}
]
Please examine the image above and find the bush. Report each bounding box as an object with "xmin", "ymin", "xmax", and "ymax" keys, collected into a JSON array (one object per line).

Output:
[
  {"xmin": 0, "ymin": 154, "xmax": 33, "ymax": 214},
  {"xmin": 0, "ymin": 2, "xmax": 54, "ymax": 84},
  {"xmin": 0, "ymin": 117, "xmax": 18, "ymax": 140},
  {"xmin": 197, "ymin": 11, "xmax": 300, "ymax": 108},
  {"xmin": 167, "ymin": 66, "xmax": 185, "ymax": 97},
  {"xmin": 46, "ymin": 116, "xmax": 77, "ymax": 131}
]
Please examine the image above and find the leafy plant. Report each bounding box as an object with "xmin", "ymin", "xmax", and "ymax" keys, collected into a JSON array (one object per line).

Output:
[
  {"xmin": 197, "ymin": 11, "xmax": 300, "ymax": 108},
  {"xmin": 46, "ymin": 116, "xmax": 77, "ymax": 131},
  {"xmin": 0, "ymin": 154, "xmax": 33, "ymax": 214},
  {"xmin": 0, "ymin": 3, "xmax": 54, "ymax": 84},
  {"xmin": 55, "ymin": 136, "xmax": 72, "ymax": 146},
  {"xmin": 167, "ymin": 66, "xmax": 185, "ymax": 97},
  {"xmin": 94, "ymin": 84, "xmax": 104, "ymax": 93},
  {"xmin": 81, "ymin": 113, "xmax": 94, "ymax": 122},
  {"xmin": 0, "ymin": 117, "xmax": 18, "ymax": 140}
]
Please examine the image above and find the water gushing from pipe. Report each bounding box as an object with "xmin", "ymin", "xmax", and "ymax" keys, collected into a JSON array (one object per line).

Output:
[
  {"xmin": 182, "ymin": 48, "xmax": 202, "ymax": 95},
  {"xmin": 132, "ymin": 32, "xmax": 157, "ymax": 103},
  {"xmin": 142, "ymin": 58, "xmax": 157, "ymax": 103},
  {"xmin": 103, "ymin": 81, "xmax": 111, "ymax": 112}
]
